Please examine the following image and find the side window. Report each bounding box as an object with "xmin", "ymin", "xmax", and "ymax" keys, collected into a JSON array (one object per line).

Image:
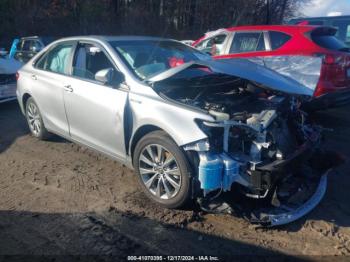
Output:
[
  {"xmin": 269, "ymin": 31, "xmax": 292, "ymax": 50},
  {"xmin": 230, "ymin": 32, "xmax": 265, "ymax": 53},
  {"xmin": 22, "ymin": 40, "xmax": 31, "ymax": 51},
  {"xmin": 211, "ymin": 34, "xmax": 227, "ymax": 55},
  {"xmin": 195, "ymin": 34, "xmax": 227, "ymax": 55},
  {"xmin": 30, "ymin": 40, "xmax": 42, "ymax": 52},
  {"xmin": 195, "ymin": 38, "xmax": 214, "ymax": 53},
  {"xmin": 35, "ymin": 43, "xmax": 74, "ymax": 75},
  {"xmin": 17, "ymin": 40, "xmax": 25, "ymax": 51},
  {"xmin": 72, "ymin": 43, "xmax": 115, "ymax": 82}
]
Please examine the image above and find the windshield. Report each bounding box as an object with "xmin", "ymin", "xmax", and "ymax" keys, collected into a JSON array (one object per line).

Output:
[{"xmin": 109, "ymin": 40, "xmax": 211, "ymax": 80}]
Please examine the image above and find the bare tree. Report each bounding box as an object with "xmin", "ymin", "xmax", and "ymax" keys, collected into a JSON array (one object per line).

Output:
[{"xmin": 0, "ymin": 0, "xmax": 309, "ymax": 48}]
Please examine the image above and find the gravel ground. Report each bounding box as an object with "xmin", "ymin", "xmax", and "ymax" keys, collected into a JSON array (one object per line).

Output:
[{"xmin": 0, "ymin": 100, "xmax": 349, "ymax": 261}]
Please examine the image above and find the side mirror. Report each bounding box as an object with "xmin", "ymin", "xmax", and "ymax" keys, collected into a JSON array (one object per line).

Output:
[{"xmin": 95, "ymin": 68, "xmax": 125, "ymax": 86}]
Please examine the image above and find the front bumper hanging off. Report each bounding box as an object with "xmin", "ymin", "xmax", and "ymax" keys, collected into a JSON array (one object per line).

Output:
[
  {"xmin": 198, "ymin": 171, "xmax": 329, "ymax": 227},
  {"xmin": 250, "ymin": 172, "xmax": 328, "ymax": 227},
  {"xmin": 195, "ymin": 143, "xmax": 339, "ymax": 227}
]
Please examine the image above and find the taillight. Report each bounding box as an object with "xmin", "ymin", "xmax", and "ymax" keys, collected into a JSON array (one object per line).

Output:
[
  {"xmin": 323, "ymin": 54, "xmax": 343, "ymax": 64},
  {"xmin": 314, "ymin": 54, "xmax": 349, "ymax": 97},
  {"xmin": 15, "ymin": 72, "xmax": 19, "ymax": 81}
]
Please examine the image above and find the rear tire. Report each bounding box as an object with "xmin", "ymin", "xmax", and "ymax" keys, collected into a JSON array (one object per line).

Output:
[
  {"xmin": 133, "ymin": 131, "xmax": 192, "ymax": 209},
  {"xmin": 25, "ymin": 97, "xmax": 50, "ymax": 140}
]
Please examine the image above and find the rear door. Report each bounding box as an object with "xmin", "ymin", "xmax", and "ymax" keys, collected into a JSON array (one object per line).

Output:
[
  {"xmin": 63, "ymin": 41, "xmax": 128, "ymax": 159},
  {"xmin": 30, "ymin": 41, "xmax": 76, "ymax": 137}
]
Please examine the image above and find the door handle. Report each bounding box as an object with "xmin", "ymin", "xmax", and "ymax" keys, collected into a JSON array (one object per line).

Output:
[
  {"xmin": 64, "ymin": 85, "xmax": 73, "ymax": 92},
  {"xmin": 31, "ymin": 74, "xmax": 37, "ymax": 80}
]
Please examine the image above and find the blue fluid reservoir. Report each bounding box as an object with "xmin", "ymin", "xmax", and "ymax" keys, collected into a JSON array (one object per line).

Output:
[
  {"xmin": 198, "ymin": 152, "xmax": 223, "ymax": 194},
  {"xmin": 221, "ymin": 153, "xmax": 239, "ymax": 191}
]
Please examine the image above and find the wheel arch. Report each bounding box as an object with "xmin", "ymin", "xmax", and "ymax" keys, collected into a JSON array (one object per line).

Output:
[
  {"xmin": 129, "ymin": 124, "xmax": 199, "ymax": 173},
  {"xmin": 130, "ymin": 124, "xmax": 201, "ymax": 201},
  {"xmin": 22, "ymin": 93, "xmax": 31, "ymax": 107},
  {"xmin": 129, "ymin": 124, "xmax": 163, "ymax": 164}
]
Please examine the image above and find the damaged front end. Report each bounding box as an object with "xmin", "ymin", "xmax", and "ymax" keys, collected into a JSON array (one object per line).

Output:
[
  {"xmin": 187, "ymin": 104, "xmax": 340, "ymax": 226},
  {"xmin": 150, "ymin": 60, "xmax": 343, "ymax": 226},
  {"xmin": 189, "ymin": 108, "xmax": 340, "ymax": 226}
]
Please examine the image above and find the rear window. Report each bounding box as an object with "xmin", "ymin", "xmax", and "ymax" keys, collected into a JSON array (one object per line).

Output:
[
  {"xmin": 331, "ymin": 20, "xmax": 350, "ymax": 45},
  {"xmin": 311, "ymin": 27, "xmax": 349, "ymax": 51},
  {"xmin": 269, "ymin": 31, "xmax": 291, "ymax": 50},
  {"xmin": 312, "ymin": 35, "xmax": 348, "ymax": 51},
  {"xmin": 308, "ymin": 20, "xmax": 324, "ymax": 26}
]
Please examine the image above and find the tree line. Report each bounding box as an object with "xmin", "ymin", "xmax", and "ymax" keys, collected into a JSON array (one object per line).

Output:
[{"xmin": 0, "ymin": 0, "xmax": 307, "ymax": 47}]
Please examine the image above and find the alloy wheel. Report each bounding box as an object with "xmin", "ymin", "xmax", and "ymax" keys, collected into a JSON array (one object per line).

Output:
[
  {"xmin": 138, "ymin": 144, "xmax": 181, "ymax": 200},
  {"xmin": 27, "ymin": 101, "xmax": 41, "ymax": 136}
]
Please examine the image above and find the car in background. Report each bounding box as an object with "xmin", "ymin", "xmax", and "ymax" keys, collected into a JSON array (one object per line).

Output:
[
  {"xmin": 0, "ymin": 57, "xmax": 22, "ymax": 103},
  {"xmin": 180, "ymin": 40, "xmax": 195, "ymax": 46},
  {"xmin": 0, "ymin": 48, "xmax": 8, "ymax": 58},
  {"xmin": 289, "ymin": 15, "xmax": 350, "ymax": 46},
  {"xmin": 13, "ymin": 36, "xmax": 55, "ymax": 63},
  {"xmin": 192, "ymin": 25, "xmax": 350, "ymax": 109}
]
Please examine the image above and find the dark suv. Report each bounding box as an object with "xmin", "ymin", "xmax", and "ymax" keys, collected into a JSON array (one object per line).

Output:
[{"xmin": 14, "ymin": 36, "xmax": 54, "ymax": 63}]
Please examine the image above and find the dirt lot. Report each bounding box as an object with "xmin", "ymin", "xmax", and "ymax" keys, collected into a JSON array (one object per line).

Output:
[{"xmin": 0, "ymin": 100, "xmax": 350, "ymax": 261}]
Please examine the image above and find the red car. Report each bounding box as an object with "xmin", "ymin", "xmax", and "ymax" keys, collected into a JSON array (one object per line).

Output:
[{"xmin": 193, "ymin": 25, "xmax": 350, "ymax": 109}]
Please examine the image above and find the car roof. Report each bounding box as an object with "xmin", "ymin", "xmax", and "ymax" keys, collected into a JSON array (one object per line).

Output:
[
  {"xmin": 225, "ymin": 24, "xmax": 317, "ymax": 32},
  {"xmin": 20, "ymin": 36, "xmax": 50, "ymax": 40},
  {"xmin": 20, "ymin": 36, "xmax": 40, "ymax": 39},
  {"xmin": 290, "ymin": 15, "xmax": 350, "ymax": 21},
  {"xmin": 192, "ymin": 24, "xmax": 327, "ymax": 47},
  {"xmin": 55, "ymin": 35, "xmax": 176, "ymax": 43},
  {"xmin": 194, "ymin": 25, "xmax": 319, "ymax": 43}
]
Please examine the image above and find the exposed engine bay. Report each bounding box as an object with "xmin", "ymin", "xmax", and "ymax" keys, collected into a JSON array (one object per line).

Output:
[{"xmin": 153, "ymin": 69, "xmax": 343, "ymax": 226}]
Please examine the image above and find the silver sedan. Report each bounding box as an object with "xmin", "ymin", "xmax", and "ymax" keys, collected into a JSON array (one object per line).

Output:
[{"xmin": 16, "ymin": 36, "xmax": 340, "ymax": 225}]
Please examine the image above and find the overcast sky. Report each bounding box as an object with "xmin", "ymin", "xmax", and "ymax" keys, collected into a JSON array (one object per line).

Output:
[{"xmin": 302, "ymin": 0, "xmax": 350, "ymax": 17}]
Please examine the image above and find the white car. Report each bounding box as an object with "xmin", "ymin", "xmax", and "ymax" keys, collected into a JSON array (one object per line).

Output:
[{"xmin": 16, "ymin": 36, "xmax": 342, "ymax": 226}]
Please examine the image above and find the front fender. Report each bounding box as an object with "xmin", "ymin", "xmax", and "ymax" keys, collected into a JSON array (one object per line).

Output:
[{"xmin": 128, "ymin": 92, "xmax": 212, "ymax": 151}]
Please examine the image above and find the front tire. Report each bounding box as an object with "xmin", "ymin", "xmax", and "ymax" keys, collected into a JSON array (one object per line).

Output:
[
  {"xmin": 133, "ymin": 131, "xmax": 192, "ymax": 209},
  {"xmin": 25, "ymin": 97, "xmax": 50, "ymax": 140}
]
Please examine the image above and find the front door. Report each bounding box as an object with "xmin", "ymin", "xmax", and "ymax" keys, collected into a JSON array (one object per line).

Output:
[{"xmin": 63, "ymin": 42, "xmax": 128, "ymax": 159}]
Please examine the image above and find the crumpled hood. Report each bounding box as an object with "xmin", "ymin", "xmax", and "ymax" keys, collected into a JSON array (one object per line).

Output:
[{"xmin": 148, "ymin": 59, "xmax": 316, "ymax": 97}]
